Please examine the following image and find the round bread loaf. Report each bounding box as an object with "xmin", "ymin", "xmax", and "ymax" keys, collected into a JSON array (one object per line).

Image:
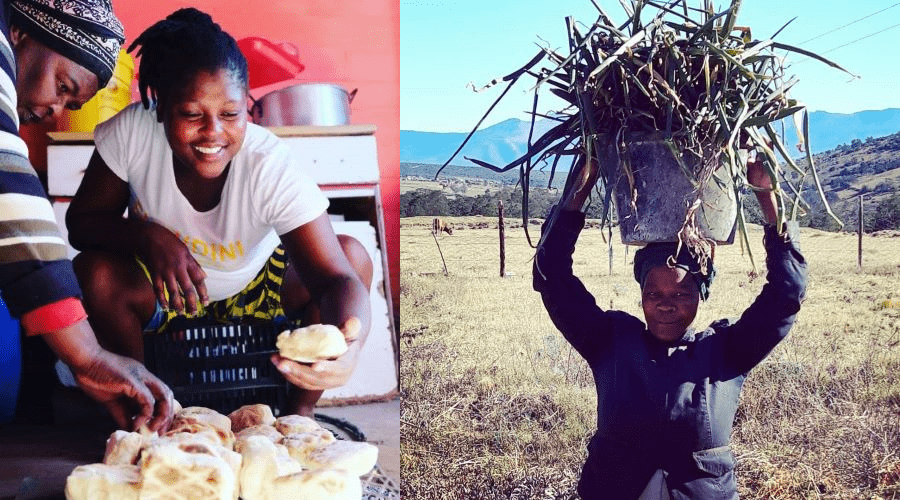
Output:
[
  {"xmin": 103, "ymin": 430, "xmax": 145, "ymax": 466},
  {"xmin": 139, "ymin": 443, "xmax": 236, "ymax": 500},
  {"xmin": 282, "ymin": 429, "xmax": 337, "ymax": 463},
  {"xmin": 65, "ymin": 464, "xmax": 140, "ymax": 500},
  {"xmin": 234, "ymin": 424, "xmax": 285, "ymax": 452},
  {"xmin": 228, "ymin": 404, "xmax": 276, "ymax": 433},
  {"xmin": 271, "ymin": 468, "xmax": 362, "ymax": 500},
  {"xmin": 300, "ymin": 440, "xmax": 379, "ymax": 477},
  {"xmin": 274, "ymin": 414, "xmax": 322, "ymax": 436},
  {"xmin": 168, "ymin": 407, "xmax": 236, "ymax": 449},
  {"xmin": 276, "ymin": 324, "xmax": 348, "ymax": 363}
]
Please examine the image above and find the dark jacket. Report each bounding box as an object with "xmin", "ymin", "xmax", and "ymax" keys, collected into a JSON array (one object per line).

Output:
[{"xmin": 533, "ymin": 209, "xmax": 807, "ymax": 499}]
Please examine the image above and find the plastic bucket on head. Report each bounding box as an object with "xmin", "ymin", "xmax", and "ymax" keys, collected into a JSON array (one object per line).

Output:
[
  {"xmin": 0, "ymin": 298, "xmax": 21, "ymax": 424},
  {"xmin": 57, "ymin": 49, "xmax": 134, "ymax": 132},
  {"xmin": 603, "ymin": 135, "xmax": 738, "ymax": 245}
]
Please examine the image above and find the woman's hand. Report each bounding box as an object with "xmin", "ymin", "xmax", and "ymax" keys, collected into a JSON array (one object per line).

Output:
[
  {"xmin": 137, "ymin": 222, "xmax": 209, "ymax": 314},
  {"xmin": 746, "ymin": 148, "xmax": 779, "ymax": 225},
  {"xmin": 73, "ymin": 349, "xmax": 175, "ymax": 432},
  {"xmin": 270, "ymin": 317, "xmax": 362, "ymax": 391},
  {"xmin": 41, "ymin": 318, "xmax": 175, "ymax": 432}
]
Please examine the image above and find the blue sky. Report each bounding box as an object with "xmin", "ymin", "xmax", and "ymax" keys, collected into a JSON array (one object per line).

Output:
[{"xmin": 401, "ymin": 0, "xmax": 900, "ymax": 132}]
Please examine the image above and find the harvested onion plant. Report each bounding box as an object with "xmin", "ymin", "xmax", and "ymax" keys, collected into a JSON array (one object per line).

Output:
[{"xmin": 440, "ymin": 0, "xmax": 852, "ymax": 262}]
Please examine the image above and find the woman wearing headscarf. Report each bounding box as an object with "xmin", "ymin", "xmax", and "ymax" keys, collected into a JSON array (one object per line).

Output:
[
  {"xmin": 532, "ymin": 152, "xmax": 807, "ymax": 499},
  {"xmin": 0, "ymin": 0, "xmax": 174, "ymax": 431}
]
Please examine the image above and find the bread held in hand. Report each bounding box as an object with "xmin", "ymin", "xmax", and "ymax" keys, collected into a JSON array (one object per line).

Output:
[{"xmin": 276, "ymin": 324, "xmax": 348, "ymax": 363}]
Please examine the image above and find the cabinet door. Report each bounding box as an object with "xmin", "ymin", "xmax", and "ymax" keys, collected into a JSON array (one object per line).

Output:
[
  {"xmin": 280, "ymin": 135, "xmax": 379, "ymax": 185},
  {"xmin": 47, "ymin": 145, "xmax": 94, "ymax": 197}
]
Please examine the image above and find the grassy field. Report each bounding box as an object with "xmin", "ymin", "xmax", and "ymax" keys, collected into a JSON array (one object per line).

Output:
[{"xmin": 400, "ymin": 216, "xmax": 900, "ymax": 499}]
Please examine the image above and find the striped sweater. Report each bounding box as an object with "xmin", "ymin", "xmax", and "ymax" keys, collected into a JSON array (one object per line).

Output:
[{"xmin": 0, "ymin": 4, "xmax": 84, "ymax": 325}]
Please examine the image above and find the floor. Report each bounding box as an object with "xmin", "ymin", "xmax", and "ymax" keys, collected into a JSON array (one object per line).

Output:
[
  {"xmin": 318, "ymin": 399, "xmax": 401, "ymax": 484},
  {"xmin": 0, "ymin": 388, "xmax": 400, "ymax": 499}
]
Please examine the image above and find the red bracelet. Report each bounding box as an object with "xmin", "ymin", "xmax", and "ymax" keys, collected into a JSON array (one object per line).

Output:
[{"xmin": 20, "ymin": 297, "xmax": 88, "ymax": 335}]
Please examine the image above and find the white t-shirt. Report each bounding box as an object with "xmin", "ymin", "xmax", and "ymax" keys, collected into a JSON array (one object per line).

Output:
[{"xmin": 94, "ymin": 102, "xmax": 329, "ymax": 301}]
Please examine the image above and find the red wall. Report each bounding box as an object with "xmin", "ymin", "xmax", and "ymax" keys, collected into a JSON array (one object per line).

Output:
[{"xmin": 24, "ymin": 0, "xmax": 400, "ymax": 328}]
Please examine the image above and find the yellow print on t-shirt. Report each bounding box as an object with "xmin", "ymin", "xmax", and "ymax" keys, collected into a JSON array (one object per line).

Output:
[{"xmin": 172, "ymin": 230, "xmax": 244, "ymax": 263}]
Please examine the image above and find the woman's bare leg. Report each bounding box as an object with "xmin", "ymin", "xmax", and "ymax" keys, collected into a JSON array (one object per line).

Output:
[{"xmin": 72, "ymin": 251, "xmax": 158, "ymax": 362}]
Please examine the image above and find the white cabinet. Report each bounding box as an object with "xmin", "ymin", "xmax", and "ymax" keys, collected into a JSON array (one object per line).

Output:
[
  {"xmin": 47, "ymin": 144, "xmax": 93, "ymax": 197},
  {"xmin": 280, "ymin": 135, "xmax": 379, "ymax": 185}
]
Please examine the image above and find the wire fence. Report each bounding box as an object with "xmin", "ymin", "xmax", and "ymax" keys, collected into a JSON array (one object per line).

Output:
[{"xmin": 402, "ymin": 222, "xmax": 900, "ymax": 277}]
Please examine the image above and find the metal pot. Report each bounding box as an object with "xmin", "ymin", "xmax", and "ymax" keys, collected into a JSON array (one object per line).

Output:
[{"xmin": 250, "ymin": 83, "xmax": 357, "ymax": 126}]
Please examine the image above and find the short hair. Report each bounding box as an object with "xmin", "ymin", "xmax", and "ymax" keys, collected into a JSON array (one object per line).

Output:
[{"xmin": 128, "ymin": 8, "xmax": 248, "ymax": 118}]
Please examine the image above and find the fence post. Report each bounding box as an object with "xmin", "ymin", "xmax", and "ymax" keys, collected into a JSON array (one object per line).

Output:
[
  {"xmin": 608, "ymin": 224, "xmax": 614, "ymax": 276},
  {"xmin": 431, "ymin": 229, "xmax": 449, "ymax": 276},
  {"xmin": 499, "ymin": 200, "xmax": 506, "ymax": 277},
  {"xmin": 858, "ymin": 194, "xmax": 863, "ymax": 271}
]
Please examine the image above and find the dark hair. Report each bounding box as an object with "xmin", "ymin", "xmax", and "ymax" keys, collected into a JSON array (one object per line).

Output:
[{"xmin": 128, "ymin": 8, "xmax": 248, "ymax": 118}]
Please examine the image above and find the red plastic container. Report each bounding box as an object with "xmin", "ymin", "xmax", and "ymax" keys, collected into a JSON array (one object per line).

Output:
[{"xmin": 237, "ymin": 37, "xmax": 306, "ymax": 90}]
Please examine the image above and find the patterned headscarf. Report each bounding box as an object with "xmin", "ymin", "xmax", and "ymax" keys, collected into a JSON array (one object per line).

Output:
[
  {"xmin": 633, "ymin": 242, "xmax": 716, "ymax": 301},
  {"xmin": 9, "ymin": 0, "xmax": 125, "ymax": 88}
]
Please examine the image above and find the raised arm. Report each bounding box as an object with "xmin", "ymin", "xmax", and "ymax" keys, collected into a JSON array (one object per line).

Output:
[
  {"xmin": 724, "ymin": 152, "xmax": 808, "ymax": 373},
  {"xmin": 533, "ymin": 155, "xmax": 613, "ymax": 359}
]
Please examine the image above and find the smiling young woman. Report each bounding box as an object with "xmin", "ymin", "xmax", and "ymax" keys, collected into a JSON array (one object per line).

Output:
[
  {"xmin": 162, "ymin": 68, "xmax": 248, "ymax": 211},
  {"xmin": 65, "ymin": 8, "xmax": 373, "ymax": 418}
]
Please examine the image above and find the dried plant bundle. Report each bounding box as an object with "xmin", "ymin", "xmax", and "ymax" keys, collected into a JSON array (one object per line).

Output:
[{"xmin": 440, "ymin": 0, "xmax": 852, "ymax": 263}]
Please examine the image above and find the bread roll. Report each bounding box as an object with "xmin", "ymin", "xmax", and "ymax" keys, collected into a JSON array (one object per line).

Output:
[
  {"xmin": 234, "ymin": 424, "xmax": 284, "ymax": 450},
  {"xmin": 235, "ymin": 436, "xmax": 275, "ymax": 500},
  {"xmin": 65, "ymin": 464, "xmax": 140, "ymax": 500},
  {"xmin": 153, "ymin": 433, "xmax": 242, "ymax": 497},
  {"xmin": 227, "ymin": 404, "xmax": 275, "ymax": 433},
  {"xmin": 103, "ymin": 430, "xmax": 145, "ymax": 466},
  {"xmin": 139, "ymin": 443, "xmax": 236, "ymax": 500},
  {"xmin": 282, "ymin": 429, "xmax": 337, "ymax": 463},
  {"xmin": 237, "ymin": 435, "xmax": 303, "ymax": 500},
  {"xmin": 168, "ymin": 408, "xmax": 235, "ymax": 449},
  {"xmin": 175, "ymin": 407, "xmax": 232, "ymax": 434},
  {"xmin": 276, "ymin": 324, "xmax": 347, "ymax": 363},
  {"xmin": 271, "ymin": 469, "xmax": 362, "ymax": 500},
  {"xmin": 300, "ymin": 440, "xmax": 379, "ymax": 477},
  {"xmin": 274, "ymin": 414, "xmax": 321, "ymax": 435}
]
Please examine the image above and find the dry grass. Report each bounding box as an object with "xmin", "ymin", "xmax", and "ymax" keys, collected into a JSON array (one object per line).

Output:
[{"xmin": 401, "ymin": 216, "xmax": 900, "ymax": 499}]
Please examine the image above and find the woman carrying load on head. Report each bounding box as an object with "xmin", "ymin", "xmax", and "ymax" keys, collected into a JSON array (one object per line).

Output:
[{"xmin": 532, "ymin": 150, "xmax": 807, "ymax": 498}]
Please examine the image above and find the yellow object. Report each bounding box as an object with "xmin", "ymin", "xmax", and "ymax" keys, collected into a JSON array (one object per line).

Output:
[{"xmin": 57, "ymin": 50, "xmax": 134, "ymax": 132}]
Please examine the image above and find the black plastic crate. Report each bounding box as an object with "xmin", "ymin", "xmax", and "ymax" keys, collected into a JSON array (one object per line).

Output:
[{"xmin": 143, "ymin": 322, "xmax": 293, "ymax": 416}]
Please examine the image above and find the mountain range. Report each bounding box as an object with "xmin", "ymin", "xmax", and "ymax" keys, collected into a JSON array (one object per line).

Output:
[{"xmin": 401, "ymin": 109, "xmax": 900, "ymax": 169}]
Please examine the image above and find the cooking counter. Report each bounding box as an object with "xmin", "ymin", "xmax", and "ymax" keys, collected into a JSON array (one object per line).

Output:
[{"xmin": 46, "ymin": 123, "xmax": 377, "ymax": 142}]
